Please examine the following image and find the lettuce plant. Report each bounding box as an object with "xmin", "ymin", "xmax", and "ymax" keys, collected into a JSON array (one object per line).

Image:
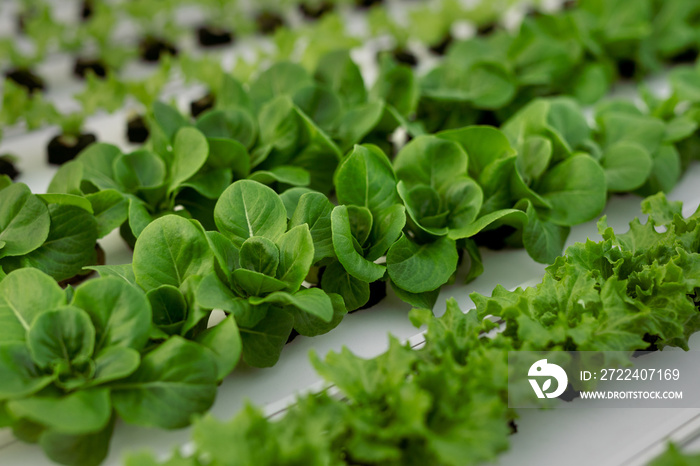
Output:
[
  {"xmin": 0, "ymin": 269, "xmax": 219, "ymax": 466},
  {"xmin": 195, "ymin": 180, "xmax": 345, "ymax": 367},
  {"xmin": 324, "ymin": 144, "xmax": 405, "ymax": 310},
  {"xmin": 0, "ymin": 178, "xmax": 99, "ymax": 283}
]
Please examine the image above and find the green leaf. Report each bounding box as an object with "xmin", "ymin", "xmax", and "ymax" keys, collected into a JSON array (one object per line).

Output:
[
  {"xmin": 196, "ymin": 110, "xmax": 257, "ymax": 149},
  {"xmin": 365, "ymin": 204, "xmax": 407, "ymax": 262},
  {"xmin": 445, "ymin": 177, "xmax": 483, "ymax": 231},
  {"xmin": 111, "ymin": 336, "xmax": 218, "ymax": 429},
  {"xmin": 293, "ymin": 85, "xmax": 343, "ymax": 133},
  {"xmin": 331, "ymin": 206, "xmax": 385, "ymax": 283},
  {"xmin": 153, "ymin": 102, "xmax": 188, "ymax": 142},
  {"xmin": 438, "ymin": 126, "xmax": 515, "ymax": 179},
  {"xmin": 206, "ymin": 138, "xmax": 250, "ymax": 179},
  {"xmin": 36, "ymin": 193, "xmax": 94, "ymax": 214},
  {"xmin": 394, "ymin": 136, "xmax": 468, "ymax": 191},
  {"xmin": 291, "ymin": 292, "xmax": 347, "ymax": 337},
  {"xmin": 249, "ymin": 287, "xmax": 333, "ymax": 322},
  {"xmin": 233, "ymin": 269, "xmax": 288, "ymax": 296},
  {"xmin": 8, "ymin": 389, "xmax": 111, "ymax": 435},
  {"xmin": 635, "ymin": 145, "xmax": 682, "ymax": 196},
  {"xmin": 276, "ymin": 224, "xmax": 314, "ymax": 291},
  {"xmin": 390, "ymin": 281, "xmax": 441, "ymax": 309},
  {"xmin": 334, "ymin": 144, "xmax": 399, "ymax": 212},
  {"xmin": 88, "ymin": 346, "xmax": 140, "ymax": 386},
  {"xmin": 248, "ymin": 166, "xmax": 310, "ymax": 187},
  {"xmin": 421, "ymin": 61, "xmax": 516, "ymax": 109},
  {"xmin": 27, "ymin": 306, "xmax": 95, "ymax": 369},
  {"xmin": 39, "ymin": 418, "xmax": 114, "ymax": 466},
  {"xmin": 0, "ymin": 343, "xmax": 54, "ymax": 399},
  {"xmin": 240, "ymin": 309, "xmax": 294, "ymax": 368},
  {"xmin": 521, "ymin": 201, "xmax": 570, "ymax": 264},
  {"xmin": 114, "ymin": 150, "xmax": 167, "ymax": 192},
  {"xmin": 314, "ymin": 50, "xmax": 367, "ymax": 107},
  {"xmin": 133, "ymin": 216, "xmax": 214, "ymax": 291},
  {"xmin": 196, "ymin": 274, "xmax": 265, "ymax": 328},
  {"xmin": 641, "ymin": 192, "xmax": 683, "ymax": 226},
  {"xmin": 601, "ymin": 142, "xmax": 653, "ymax": 192},
  {"xmin": 240, "ymin": 236, "xmax": 280, "ymax": 277},
  {"xmin": 72, "ymin": 277, "xmax": 152, "ymax": 351},
  {"xmin": 387, "ymin": 235, "xmax": 458, "ymax": 293},
  {"xmin": 290, "ymin": 192, "xmax": 334, "ymax": 263},
  {"xmin": 448, "ymin": 209, "xmax": 527, "ymax": 240},
  {"xmin": 249, "ymin": 62, "xmax": 313, "ymax": 112},
  {"xmin": 76, "ymin": 143, "xmax": 123, "ymax": 191},
  {"xmin": 147, "ymin": 285, "xmax": 187, "ymax": 336},
  {"xmin": 169, "ymin": 127, "xmax": 209, "ymax": 194},
  {"xmin": 83, "ymin": 264, "xmax": 136, "ymax": 286},
  {"xmin": 86, "ymin": 190, "xmax": 128, "ymax": 238},
  {"xmin": 195, "ymin": 314, "xmax": 242, "ymax": 381},
  {"xmin": 47, "ymin": 161, "xmax": 83, "ymax": 195},
  {"xmin": 537, "ymin": 154, "xmax": 606, "ymax": 225},
  {"xmin": 335, "ymin": 101, "xmax": 385, "ymax": 150},
  {"xmin": 320, "ymin": 261, "xmax": 370, "ymax": 311},
  {"xmin": 0, "ymin": 268, "xmax": 65, "ymax": 343},
  {"xmin": 517, "ymin": 135, "xmax": 552, "ymax": 183},
  {"xmin": 0, "ymin": 182, "xmax": 50, "ymax": 259},
  {"xmin": 214, "ymin": 180, "xmax": 287, "ymax": 248}
]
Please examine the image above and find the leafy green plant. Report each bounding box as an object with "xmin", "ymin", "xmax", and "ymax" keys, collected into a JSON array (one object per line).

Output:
[
  {"xmin": 195, "ymin": 180, "xmax": 345, "ymax": 367},
  {"xmin": 323, "ymin": 144, "xmax": 405, "ymax": 310},
  {"xmin": 0, "ymin": 178, "xmax": 99, "ymax": 282},
  {"xmin": 0, "ymin": 268, "xmax": 219, "ymax": 466},
  {"xmin": 127, "ymin": 192, "xmax": 700, "ymax": 466}
]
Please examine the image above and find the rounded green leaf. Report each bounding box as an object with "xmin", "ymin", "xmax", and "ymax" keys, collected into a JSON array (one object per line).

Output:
[
  {"xmin": 8, "ymin": 388, "xmax": 111, "ymax": 435},
  {"xmin": 290, "ymin": 192, "xmax": 335, "ymax": 263},
  {"xmin": 111, "ymin": 336, "xmax": 218, "ymax": 429},
  {"xmin": 88, "ymin": 347, "xmax": 140, "ymax": 386},
  {"xmin": 195, "ymin": 315, "xmax": 241, "ymax": 381},
  {"xmin": 169, "ymin": 127, "xmax": 210, "ymax": 193},
  {"xmin": 276, "ymin": 224, "xmax": 314, "ymax": 291},
  {"xmin": 293, "ymin": 85, "xmax": 343, "ymax": 132},
  {"xmin": 438, "ymin": 126, "xmax": 516, "ymax": 179},
  {"xmin": 196, "ymin": 110, "xmax": 257, "ymax": 149},
  {"xmin": 39, "ymin": 418, "xmax": 114, "ymax": 466},
  {"xmin": 320, "ymin": 261, "xmax": 370, "ymax": 311},
  {"xmin": 239, "ymin": 309, "xmax": 294, "ymax": 368},
  {"xmin": 73, "ymin": 277, "xmax": 152, "ymax": 351},
  {"xmin": 537, "ymin": 154, "xmax": 607, "ymax": 226},
  {"xmin": 28, "ymin": 306, "xmax": 95, "ymax": 369},
  {"xmin": 0, "ymin": 343, "xmax": 54, "ymax": 399},
  {"xmin": 76, "ymin": 143, "xmax": 123, "ymax": 191},
  {"xmin": 330, "ymin": 206, "xmax": 385, "ymax": 283},
  {"xmin": 233, "ymin": 268, "xmax": 288, "ymax": 296},
  {"xmin": 147, "ymin": 285, "xmax": 187, "ymax": 336},
  {"xmin": 240, "ymin": 236, "xmax": 280, "ymax": 276},
  {"xmin": 133, "ymin": 216, "xmax": 215, "ymax": 291},
  {"xmin": 114, "ymin": 150, "xmax": 166, "ymax": 192},
  {"xmin": 387, "ymin": 234, "xmax": 458, "ymax": 293},
  {"xmin": 334, "ymin": 144, "xmax": 399, "ymax": 213},
  {"xmin": 214, "ymin": 180, "xmax": 287, "ymax": 248},
  {"xmin": 249, "ymin": 62, "xmax": 313, "ymax": 112},
  {"xmin": 0, "ymin": 183, "xmax": 50, "ymax": 259},
  {"xmin": 601, "ymin": 142, "xmax": 653, "ymax": 192},
  {"xmin": 249, "ymin": 287, "xmax": 333, "ymax": 323},
  {"xmin": 0, "ymin": 268, "xmax": 65, "ymax": 343},
  {"xmin": 394, "ymin": 136, "xmax": 468, "ymax": 192}
]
